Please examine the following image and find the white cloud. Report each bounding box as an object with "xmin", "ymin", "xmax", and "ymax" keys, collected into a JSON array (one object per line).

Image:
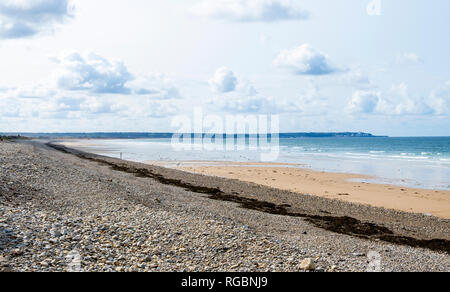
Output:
[
  {"xmin": 211, "ymin": 91, "xmax": 313, "ymax": 114},
  {"xmin": 0, "ymin": 82, "xmax": 56, "ymax": 101},
  {"xmin": 348, "ymin": 84, "xmax": 436, "ymax": 116},
  {"xmin": 347, "ymin": 90, "xmax": 380, "ymax": 114},
  {"xmin": 38, "ymin": 96, "xmax": 83, "ymax": 119},
  {"xmin": 115, "ymin": 98, "xmax": 179, "ymax": 118},
  {"xmin": 208, "ymin": 68, "xmax": 273, "ymax": 113},
  {"xmin": 0, "ymin": 0, "xmax": 74, "ymax": 39},
  {"xmin": 130, "ymin": 73, "xmax": 181, "ymax": 99},
  {"xmin": 396, "ymin": 52, "xmax": 423, "ymax": 65},
  {"xmin": 209, "ymin": 69, "xmax": 323, "ymax": 114},
  {"xmin": 289, "ymin": 84, "xmax": 329, "ymax": 116},
  {"xmin": 55, "ymin": 51, "xmax": 181, "ymax": 98},
  {"xmin": 209, "ymin": 71, "xmax": 297, "ymax": 114},
  {"xmin": 338, "ymin": 68, "xmax": 373, "ymax": 89},
  {"xmin": 79, "ymin": 98, "xmax": 116, "ymax": 115},
  {"xmin": 209, "ymin": 67, "xmax": 259, "ymax": 96},
  {"xmin": 236, "ymin": 79, "xmax": 258, "ymax": 96},
  {"xmin": 0, "ymin": 51, "xmax": 184, "ymax": 121},
  {"xmin": 428, "ymin": 81, "xmax": 450, "ymax": 115},
  {"xmin": 14, "ymin": 83, "xmax": 56, "ymax": 99},
  {"xmin": 0, "ymin": 92, "xmax": 91, "ymax": 120},
  {"xmin": 145, "ymin": 100, "xmax": 179, "ymax": 118},
  {"xmin": 212, "ymin": 93, "xmax": 278, "ymax": 113},
  {"xmin": 379, "ymin": 84, "xmax": 433, "ymax": 116},
  {"xmin": 47, "ymin": 96, "xmax": 83, "ymax": 112},
  {"xmin": 274, "ymin": 44, "xmax": 340, "ymax": 75},
  {"xmin": 56, "ymin": 52, "xmax": 134, "ymax": 94},
  {"xmin": 0, "ymin": 89, "xmax": 180, "ymax": 120},
  {"xmin": 191, "ymin": 0, "xmax": 308, "ymax": 22},
  {"xmin": 209, "ymin": 67, "xmax": 238, "ymax": 93},
  {"xmin": 0, "ymin": 97, "xmax": 22, "ymax": 117}
]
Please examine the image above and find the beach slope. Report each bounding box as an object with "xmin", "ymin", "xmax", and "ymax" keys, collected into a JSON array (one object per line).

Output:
[
  {"xmin": 169, "ymin": 163, "xmax": 450, "ymax": 219},
  {"xmin": 0, "ymin": 140, "xmax": 449, "ymax": 272}
]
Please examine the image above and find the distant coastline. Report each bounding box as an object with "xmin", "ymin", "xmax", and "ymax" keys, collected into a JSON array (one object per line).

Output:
[{"xmin": 0, "ymin": 132, "xmax": 387, "ymax": 139}]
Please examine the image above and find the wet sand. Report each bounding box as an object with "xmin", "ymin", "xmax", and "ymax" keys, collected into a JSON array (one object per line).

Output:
[{"xmin": 164, "ymin": 162, "xmax": 450, "ymax": 219}]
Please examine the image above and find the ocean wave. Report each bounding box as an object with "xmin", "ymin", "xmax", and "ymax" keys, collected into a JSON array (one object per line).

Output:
[
  {"xmin": 345, "ymin": 152, "xmax": 367, "ymax": 156},
  {"xmin": 390, "ymin": 155, "xmax": 429, "ymax": 160}
]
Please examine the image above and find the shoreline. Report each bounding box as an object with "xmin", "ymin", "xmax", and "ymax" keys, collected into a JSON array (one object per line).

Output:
[
  {"xmin": 55, "ymin": 138, "xmax": 450, "ymax": 192},
  {"xmin": 147, "ymin": 161, "xmax": 450, "ymax": 220},
  {"xmin": 48, "ymin": 142, "xmax": 450, "ymax": 238},
  {"xmin": 2, "ymin": 140, "xmax": 449, "ymax": 272},
  {"xmin": 55, "ymin": 140, "xmax": 450, "ymax": 218}
]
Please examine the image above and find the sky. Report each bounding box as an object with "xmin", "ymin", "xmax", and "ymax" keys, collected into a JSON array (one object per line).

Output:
[{"xmin": 0, "ymin": 0, "xmax": 449, "ymax": 136}]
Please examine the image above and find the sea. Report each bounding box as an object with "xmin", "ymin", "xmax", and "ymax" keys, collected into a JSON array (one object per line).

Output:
[{"xmin": 41, "ymin": 135, "xmax": 450, "ymax": 191}]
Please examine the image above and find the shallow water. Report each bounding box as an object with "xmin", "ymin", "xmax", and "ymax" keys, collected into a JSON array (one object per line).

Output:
[{"xmin": 61, "ymin": 137, "xmax": 450, "ymax": 191}]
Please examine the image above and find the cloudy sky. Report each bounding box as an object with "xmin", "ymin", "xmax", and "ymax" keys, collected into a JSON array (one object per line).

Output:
[{"xmin": 0, "ymin": 0, "xmax": 449, "ymax": 136}]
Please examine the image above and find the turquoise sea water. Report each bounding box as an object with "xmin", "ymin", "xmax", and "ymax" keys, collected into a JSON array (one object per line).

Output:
[{"xmin": 62, "ymin": 137, "xmax": 450, "ymax": 191}]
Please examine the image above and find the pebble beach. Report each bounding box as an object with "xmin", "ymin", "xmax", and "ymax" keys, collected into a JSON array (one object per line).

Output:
[{"xmin": 1, "ymin": 139, "xmax": 449, "ymax": 272}]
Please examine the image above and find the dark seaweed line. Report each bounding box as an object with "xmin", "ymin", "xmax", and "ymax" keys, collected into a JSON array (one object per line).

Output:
[{"xmin": 47, "ymin": 143, "xmax": 450, "ymax": 254}]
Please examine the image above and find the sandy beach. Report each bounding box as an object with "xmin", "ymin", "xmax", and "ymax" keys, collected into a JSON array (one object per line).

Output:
[
  {"xmin": 1, "ymin": 139, "xmax": 449, "ymax": 272},
  {"xmin": 166, "ymin": 162, "xmax": 450, "ymax": 219}
]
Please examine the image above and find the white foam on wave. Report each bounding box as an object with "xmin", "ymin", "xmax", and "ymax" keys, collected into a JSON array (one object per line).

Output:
[{"xmin": 390, "ymin": 155, "xmax": 429, "ymax": 160}]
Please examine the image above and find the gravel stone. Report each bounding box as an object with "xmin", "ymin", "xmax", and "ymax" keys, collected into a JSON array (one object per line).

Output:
[{"xmin": 0, "ymin": 140, "xmax": 448, "ymax": 272}]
